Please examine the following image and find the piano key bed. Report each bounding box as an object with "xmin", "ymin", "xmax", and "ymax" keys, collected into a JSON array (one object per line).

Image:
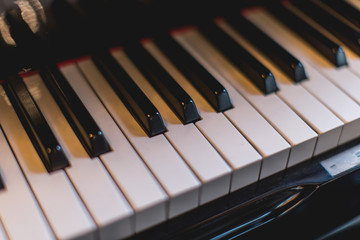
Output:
[{"xmin": 1, "ymin": 0, "xmax": 360, "ymax": 239}]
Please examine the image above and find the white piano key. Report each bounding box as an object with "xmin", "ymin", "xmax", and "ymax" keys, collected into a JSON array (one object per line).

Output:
[
  {"xmin": 111, "ymin": 49, "xmax": 232, "ymax": 204},
  {"xmin": 62, "ymin": 61, "xmax": 200, "ymax": 219},
  {"xmin": 0, "ymin": 125, "xmax": 54, "ymax": 240},
  {"xmin": 144, "ymin": 42, "xmax": 262, "ymax": 191},
  {"xmin": 245, "ymin": 9, "xmax": 360, "ymax": 146},
  {"xmin": 0, "ymin": 86, "xmax": 96, "ymax": 240},
  {"xmin": 24, "ymin": 73, "xmax": 134, "ymax": 240},
  {"xmin": 175, "ymin": 30, "xmax": 291, "ymax": 179},
  {"xmin": 215, "ymin": 20, "xmax": 318, "ymax": 166},
  {"xmin": 70, "ymin": 60, "xmax": 169, "ymax": 232},
  {"xmin": 344, "ymin": 48, "xmax": 360, "ymax": 76}
]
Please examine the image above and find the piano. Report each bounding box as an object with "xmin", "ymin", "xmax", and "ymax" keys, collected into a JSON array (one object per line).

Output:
[{"xmin": 1, "ymin": 0, "xmax": 360, "ymax": 239}]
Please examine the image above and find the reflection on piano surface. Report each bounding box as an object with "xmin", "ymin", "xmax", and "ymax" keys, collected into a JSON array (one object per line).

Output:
[{"xmin": 1, "ymin": 0, "xmax": 360, "ymax": 239}]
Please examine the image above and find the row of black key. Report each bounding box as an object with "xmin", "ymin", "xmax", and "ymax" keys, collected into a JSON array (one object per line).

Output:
[
  {"xmin": 198, "ymin": 22, "xmax": 279, "ymax": 94},
  {"xmin": 289, "ymin": 0, "xmax": 360, "ymax": 56},
  {"xmin": 265, "ymin": 2, "xmax": 348, "ymax": 67},
  {"xmin": 225, "ymin": 13, "xmax": 308, "ymax": 82},
  {"xmin": 4, "ymin": 0, "xmax": 360, "ymax": 174},
  {"xmin": 154, "ymin": 35, "xmax": 232, "ymax": 112},
  {"xmin": 124, "ymin": 43, "xmax": 200, "ymax": 124},
  {"xmin": 93, "ymin": 51, "xmax": 167, "ymax": 137},
  {"xmin": 1, "ymin": 3, "xmax": 112, "ymax": 172}
]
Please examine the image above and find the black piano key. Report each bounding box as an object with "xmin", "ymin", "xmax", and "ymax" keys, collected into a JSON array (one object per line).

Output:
[
  {"xmin": 3, "ymin": 75, "xmax": 70, "ymax": 172},
  {"xmin": 225, "ymin": 14, "xmax": 307, "ymax": 83},
  {"xmin": 198, "ymin": 22, "xmax": 279, "ymax": 94},
  {"xmin": 92, "ymin": 51, "xmax": 167, "ymax": 137},
  {"xmin": 123, "ymin": 43, "xmax": 200, "ymax": 124},
  {"xmin": 154, "ymin": 35, "xmax": 232, "ymax": 112},
  {"xmin": 266, "ymin": 3, "xmax": 348, "ymax": 67},
  {"xmin": 319, "ymin": 0, "xmax": 360, "ymax": 29},
  {"xmin": 39, "ymin": 66, "xmax": 110, "ymax": 157},
  {"xmin": 290, "ymin": 0, "xmax": 360, "ymax": 56}
]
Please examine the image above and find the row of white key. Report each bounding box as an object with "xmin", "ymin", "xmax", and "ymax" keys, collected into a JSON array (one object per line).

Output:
[
  {"xmin": 175, "ymin": 32, "xmax": 291, "ymax": 179},
  {"xmin": 24, "ymin": 74, "xmax": 134, "ymax": 239},
  {"xmin": 57, "ymin": 64, "xmax": 169, "ymax": 233},
  {"xmin": 216, "ymin": 19, "xmax": 346, "ymax": 154},
  {"xmin": 185, "ymin": 22, "xmax": 319, "ymax": 166},
  {"xmin": 0, "ymin": 55, "xmax": 262, "ymax": 239},
  {"xmin": 244, "ymin": 8, "xmax": 360, "ymax": 145},
  {"xmin": 111, "ymin": 50, "xmax": 232, "ymax": 205},
  {"xmin": 74, "ymin": 61, "xmax": 201, "ymax": 219},
  {"xmin": 144, "ymin": 42, "xmax": 263, "ymax": 191},
  {"xmin": 175, "ymin": 24, "xmax": 348, "ymax": 160},
  {"xmin": 171, "ymin": 5, "xmax": 360, "ymax": 172}
]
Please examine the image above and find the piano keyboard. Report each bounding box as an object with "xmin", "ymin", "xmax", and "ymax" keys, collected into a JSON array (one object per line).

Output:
[{"xmin": 1, "ymin": 0, "xmax": 360, "ymax": 239}]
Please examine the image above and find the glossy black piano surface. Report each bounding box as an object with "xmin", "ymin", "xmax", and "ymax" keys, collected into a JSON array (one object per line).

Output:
[{"xmin": 1, "ymin": 0, "xmax": 360, "ymax": 239}]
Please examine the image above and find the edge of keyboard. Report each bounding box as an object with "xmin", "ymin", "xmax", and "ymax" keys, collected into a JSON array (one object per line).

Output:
[{"xmin": 127, "ymin": 137, "xmax": 360, "ymax": 239}]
